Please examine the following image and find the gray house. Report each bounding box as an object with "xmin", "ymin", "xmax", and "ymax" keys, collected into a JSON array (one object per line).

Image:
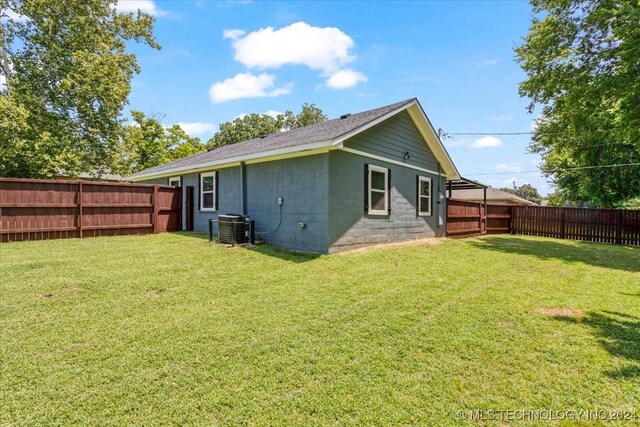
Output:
[{"xmin": 128, "ymin": 98, "xmax": 460, "ymax": 253}]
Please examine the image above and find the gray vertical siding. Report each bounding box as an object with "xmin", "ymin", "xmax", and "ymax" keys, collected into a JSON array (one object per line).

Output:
[
  {"xmin": 245, "ymin": 154, "xmax": 329, "ymax": 253},
  {"xmin": 327, "ymin": 150, "xmax": 446, "ymax": 253},
  {"xmin": 137, "ymin": 155, "xmax": 330, "ymax": 253},
  {"xmin": 343, "ymin": 110, "xmax": 439, "ymax": 172},
  {"xmin": 137, "ymin": 168, "xmax": 243, "ymax": 232}
]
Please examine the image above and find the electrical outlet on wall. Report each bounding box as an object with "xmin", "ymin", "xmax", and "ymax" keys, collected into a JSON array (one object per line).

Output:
[{"xmin": 277, "ymin": 197, "xmax": 283, "ymax": 206}]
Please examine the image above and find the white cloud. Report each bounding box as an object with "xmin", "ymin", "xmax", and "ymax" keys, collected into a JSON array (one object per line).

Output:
[
  {"xmin": 326, "ymin": 69, "xmax": 367, "ymax": 89},
  {"xmin": 475, "ymin": 58, "xmax": 499, "ymax": 66},
  {"xmin": 489, "ymin": 114, "xmax": 513, "ymax": 122},
  {"xmin": 0, "ymin": 75, "xmax": 5, "ymax": 87},
  {"xmin": 494, "ymin": 162, "xmax": 523, "ymax": 173},
  {"xmin": 223, "ymin": 21, "xmax": 367, "ymax": 89},
  {"xmin": 228, "ymin": 22, "xmax": 354, "ymax": 72},
  {"xmin": 470, "ymin": 136, "xmax": 503, "ymax": 148},
  {"xmin": 264, "ymin": 110, "xmax": 283, "ymax": 118},
  {"xmin": 115, "ymin": 0, "xmax": 167, "ymax": 16},
  {"xmin": 208, "ymin": 72, "xmax": 291, "ymax": 103},
  {"xmin": 176, "ymin": 122, "xmax": 217, "ymax": 136},
  {"xmin": 223, "ymin": 29, "xmax": 246, "ymax": 40}
]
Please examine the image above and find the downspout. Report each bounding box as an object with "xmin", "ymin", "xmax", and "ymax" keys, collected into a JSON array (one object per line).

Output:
[
  {"xmin": 437, "ymin": 162, "xmax": 442, "ymax": 237},
  {"xmin": 240, "ymin": 161, "xmax": 247, "ymax": 215}
]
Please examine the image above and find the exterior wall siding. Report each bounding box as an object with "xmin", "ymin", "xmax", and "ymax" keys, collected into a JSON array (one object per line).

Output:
[
  {"xmin": 136, "ymin": 110, "xmax": 449, "ymax": 253},
  {"xmin": 137, "ymin": 168, "xmax": 242, "ymax": 232},
  {"xmin": 327, "ymin": 150, "xmax": 446, "ymax": 253},
  {"xmin": 343, "ymin": 110, "xmax": 440, "ymax": 172},
  {"xmin": 245, "ymin": 154, "xmax": 329, "ymax": 253},
  {"xmin": 136, "ymin": 155, "xmax": 329, "ymax": 253}
]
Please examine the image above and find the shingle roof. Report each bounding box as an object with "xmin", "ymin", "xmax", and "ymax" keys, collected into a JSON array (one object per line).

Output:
[
  {"xmin": 451, "ymin": 187, "xmax": 538, "ymax": 205},
  {"xmin": 127, "ymin": 98, "xmax": 415, "ymax": 179}
]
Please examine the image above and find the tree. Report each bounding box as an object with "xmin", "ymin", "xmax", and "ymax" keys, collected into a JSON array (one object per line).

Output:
[
  {"xmin": 499, "ymin": 183, "xmax": 543, "ymax": 204},
  {"xmin": 0, "ymin": 0, "xmax": 159, "ymax": 178},
  {"xmin": 283, "ymin": 102, "xmax": 327, "ymax": 129},
  {"xmin": 207, "ymin": 103, "xmax": 327, "ymax": 148},
  {"xmin": 515, "ymin": 0, "xmax": 640, "ymax": 207},
  {"xmin": 207, "ymin": 113, "xmax": 282, "ymax": 149},
  {"xmin": 115, "ymin": 111, "xmax": 206, "ymax": 175}
]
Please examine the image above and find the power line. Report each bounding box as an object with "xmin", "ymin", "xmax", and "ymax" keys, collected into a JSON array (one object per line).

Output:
[
  {"xmin": 440, "ymin": 130, "xmax": 636, "ymax": 151},
  {"xmin": 445, "ymin": 131, "xmax": 539, "ymax": 136},
  {"xmin": 466, "ymin": 162, "xmax": 640, "ymax": 176}
]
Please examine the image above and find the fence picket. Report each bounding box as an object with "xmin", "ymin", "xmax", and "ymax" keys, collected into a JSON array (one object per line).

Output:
[
  {"xmin": 0, "ymin": 178, "xmax": 182, "ymax": 242},
  {"xmin": 448, "ymin": 200, "xmax": 640, "ymax": 246}
]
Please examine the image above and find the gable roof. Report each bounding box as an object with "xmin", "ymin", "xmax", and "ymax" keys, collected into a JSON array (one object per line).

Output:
[
  {"xmin": 127, "ymin": 98, "xmax": 460, "ymax": 180},
  {"xmin": 451, "ymin": 187, "xmax": 538, "ymax": 206}
]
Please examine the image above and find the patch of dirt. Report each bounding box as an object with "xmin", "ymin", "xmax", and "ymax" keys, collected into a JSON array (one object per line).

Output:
[
  {"xmin": 333, "ymin": 238, "xmax": 443, "ymax": 255},
  {"xmin": 537, "ymin": 307, "xmax": 586, "ymax": 319},
  {"xmin": 42, "ymin": 293, "xmax": 54, "ymax": 298},
  {"xmin": 149, "ymin": 288, "xmax": 166, "ymax": 296}
]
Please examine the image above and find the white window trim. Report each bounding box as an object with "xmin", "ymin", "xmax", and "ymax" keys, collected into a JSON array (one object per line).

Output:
[
  {"xmin": 418, "ymin": 176, "xmax": 432, "ymax": 216},
  {"xmin": 368, "ymin": 165, "xmax": 389, "ymax": 216},
  {"xmin": 168, "ymin": 176, "xmax": 181, "ymax": 187},
  {"xmin": 200, "ymin": 171, "xmax": 216, "ymax": 212}
]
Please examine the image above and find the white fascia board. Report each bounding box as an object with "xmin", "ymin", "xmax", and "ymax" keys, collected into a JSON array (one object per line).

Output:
[{"xmin": 127, "ymin": 139, "xmax": 333, "ymax": 181}]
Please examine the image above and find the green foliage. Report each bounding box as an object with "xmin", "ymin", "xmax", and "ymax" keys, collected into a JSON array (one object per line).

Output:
[
  {"xmin": 516, "ymin": 0, "xmax": 640, "ymax": 207},
  {"xmin": 614, "ymin": 196, "xmax": 640, "ymax": 210},
  {"xmin": 207, "ymin": 103, "xmax": 327, "ymax": 148},
  {"xmin": 115, "ymin": 111, "xmax": 206, "ymax": 175},
  {"xmin": 1, "ymin": 233, "xmax": 639, "ymax": 424},
  {"xmin": 544, "ymin": 191, "xmax": 567, "ymax": 207},
  {"xmin": 0, "ymin": 0, "xmax": 158, "ymax": 178},
  {"xmin": 498, "ymin": 183, "xmax": 543, "ymax": 204}
]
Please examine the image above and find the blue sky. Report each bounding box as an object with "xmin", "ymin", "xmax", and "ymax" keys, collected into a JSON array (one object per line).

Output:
[{"xmin": 122, "ymin": 0, "xmax": 551, "ymax": 194}]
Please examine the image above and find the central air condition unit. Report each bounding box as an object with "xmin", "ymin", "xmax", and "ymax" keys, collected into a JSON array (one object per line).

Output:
[{"xmin": 218, "ymin": 214, "xmax": 248, "ymax": 245}]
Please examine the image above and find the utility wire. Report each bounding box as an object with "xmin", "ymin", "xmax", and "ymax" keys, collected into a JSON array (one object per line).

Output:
[
  {"xmin": 445, "ymin": 131, "xmax": 541, "ymax": 136},
  {"xmin": 466, "ymin": 162, "xmax": 640, "ymax": 176}
]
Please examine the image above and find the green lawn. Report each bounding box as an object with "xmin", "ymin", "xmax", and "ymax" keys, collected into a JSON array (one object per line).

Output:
[{"xmin": 1, "ymin": 233, "xmax": 639, "ymax": 426}]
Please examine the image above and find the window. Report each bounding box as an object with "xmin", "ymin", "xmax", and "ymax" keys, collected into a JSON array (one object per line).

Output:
[
  {"xmin": 168, "ymin": 176, "xmax": 181, "ymax": 187},
  {"xmin": 418, "ymin": 176, "xmax": 432, "ymax": 216},
  {"xmin": 367, "ymin": 165, "xmax": 389, "ymax": 215},
  {"xmin": 200, "ymin": 172, "xmax": 216, "ymax": 211}
]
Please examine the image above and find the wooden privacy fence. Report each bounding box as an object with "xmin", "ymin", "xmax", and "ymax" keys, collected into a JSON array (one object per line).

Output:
[
  {"xmin": 445, "ymin": 199, "xmax": 486, "ymax": 237},
  {"xmin": 511, "ymin": 205, "xmax": 640, "ymax": 245},
  {"xmin": 0, "ymin": 178, "xmax": 181, "ymax": 242},
  {"xmin": 446, "ymin": 198, "xmax": 640, "ymax": 246}
]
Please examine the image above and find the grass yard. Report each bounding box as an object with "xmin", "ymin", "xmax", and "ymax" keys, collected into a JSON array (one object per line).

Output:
[{"xmin": 1, "ymin": 233, "xmax": 639, "ymax": 426}]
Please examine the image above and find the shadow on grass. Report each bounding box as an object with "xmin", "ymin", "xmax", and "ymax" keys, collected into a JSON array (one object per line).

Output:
[
  {"xmin": 469, "ymin": 236, "xmax": 640, "ymax": 273},
  {"xmin": 552, "ymin": 311, "xmax": 640, "ymax": 379},
  {"xmin": 170, "ymin": 231, "xmax": 210, "ymax": 241},
  {"xmin": 246, "ymin": 244, "xmax": 321, "ymax": 263},
  {"xmin": 169, "ymin": 232, "xmax": 321, "ymax": 263}
]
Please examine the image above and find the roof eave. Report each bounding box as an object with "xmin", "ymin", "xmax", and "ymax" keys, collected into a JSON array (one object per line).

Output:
[{"xmin": 126, "ymin": 139, "xmax": 333, "ymax": 181}]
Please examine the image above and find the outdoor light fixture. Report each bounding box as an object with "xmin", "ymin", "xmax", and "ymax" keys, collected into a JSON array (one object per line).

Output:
[{"xmin": 403, "ymin": 151, "xmax": 411, "ymax": 159}]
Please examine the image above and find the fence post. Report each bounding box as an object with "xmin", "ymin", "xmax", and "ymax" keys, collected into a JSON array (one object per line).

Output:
[
  {"xmin": 615, "ymin": 209, "xmax": 622, "ymax": 245},
  {"xmin": 78, "ymin": 181, "xmax": 83, "ymax": 238},
  {"xmin": 560, "ymin": 208, "xmax": 566, "ymax": 240},
  {"xmin": 153, "ymin": 185, "xmax": 159, "ymax": 234}
]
